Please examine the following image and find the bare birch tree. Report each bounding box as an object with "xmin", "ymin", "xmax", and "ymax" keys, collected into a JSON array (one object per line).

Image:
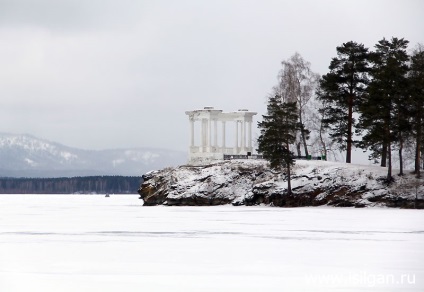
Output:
[{"xmin": 277, "ymin": 53, "xmax": 320, "ymax": 157}]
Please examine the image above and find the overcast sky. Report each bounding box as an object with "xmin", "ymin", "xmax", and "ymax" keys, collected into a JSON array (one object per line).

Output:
[{"xmin": 1, "ymin": 0, "xmax": 423, "ymax": 154}]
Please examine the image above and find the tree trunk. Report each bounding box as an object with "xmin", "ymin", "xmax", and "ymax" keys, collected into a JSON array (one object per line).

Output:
[
  {"xmin": 399, "ymin": 133, "xmax": 403, "ymax": 176},
  {"xmin": 286, "ymin": 141, "xmax": 292, "ymax": 195},
  {"xmin": 381, "ymin": 142, "xmax": 387, "ymax": 167},
  {"xmin": 286, "ymin": 164, "xmax": 292, "ymax": 195},
  {"xmin": 415, "ymin": 112, "xmax": 422, "ymax": 177},
  {"xmin": 422, "ymin": 149, "xmax": 424, "ymax": 170},
  {"xmin": 296, "ymin": 142, "xmax": 301, "ymax": 157},
  {"xmin": 299, "ymin": 110, "xmax": 309, "ymax": 157},
  {"xmin": 301, "ymin": 130, "xmax": 309, "ymax": 157},
  {"xmin": 346, "ymin": 95, "xmax": 353, "ymax": 163},
  {"xmin": 415, "ymin": 135, "xmax": 421, "ymax": 177},
  {"xmin": 387, "ymin": 141, "xmax": 392, "ymax": 181},
  {"xmin": 319, "ymin": 121, "xmax": 327, "ymax": 159},
  {"xmin": 384, "ymin": 117, "xmax": 392, "ymax": 180}
]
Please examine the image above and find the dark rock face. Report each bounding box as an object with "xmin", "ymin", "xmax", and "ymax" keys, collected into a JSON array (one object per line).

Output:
[
  {"xmin": 138, "ymin": 160, "xmax": 424, "ymax": 208},
  {"xmin": 139, "ymin": 162, "xmax": 268, "ymax": 206},
  {"xmin": 139, "ymin": 170, "xmax": 169, "ymax": 206}
]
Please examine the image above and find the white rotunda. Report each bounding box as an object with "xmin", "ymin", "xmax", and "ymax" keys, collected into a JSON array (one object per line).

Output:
[{"xmin": 185, "ymin": 107, "xmax": 257, "ymax": 165}]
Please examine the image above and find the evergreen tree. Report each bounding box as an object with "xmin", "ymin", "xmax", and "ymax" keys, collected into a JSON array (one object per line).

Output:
[
  {"xmin": 359, "ymin": 37, "xmax": 409, "ymax": 180},
  {"xmin": 257, "ymin": 95, "xmax": 299, "ymax": 195},
  {"xmin": 409, "ymin": 44, "xmax": 424, "ymax": 177},
  {"xmin": 317, "ymin": 41, "xmax": 369, "ymax": 163}
]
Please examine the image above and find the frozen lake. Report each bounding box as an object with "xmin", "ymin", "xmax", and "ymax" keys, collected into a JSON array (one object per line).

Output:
[{"xmin": 0, "ymin": 195, "xmax": 423, "ymax": 291}]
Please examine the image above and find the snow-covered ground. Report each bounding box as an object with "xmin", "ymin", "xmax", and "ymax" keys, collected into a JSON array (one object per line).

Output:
[
  {"xmin": 140, "ymin": 159, "xmax": 424, "ymax": 207},
  {"xmin": 0, "ymin": 195, "xmax": 423, "ymax": 291}
]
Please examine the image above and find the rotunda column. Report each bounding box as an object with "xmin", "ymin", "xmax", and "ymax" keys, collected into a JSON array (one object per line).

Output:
[
  {"xmin": 190, "ymin": 118, "xmax": 194, "ymax": 147},
  {"xmin": 222, "ymin": 121, "xmax": 226, "ymax": 151}
]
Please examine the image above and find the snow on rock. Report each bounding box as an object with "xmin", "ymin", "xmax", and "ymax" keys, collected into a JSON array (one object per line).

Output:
[{"xmin": 138, "ymin": 160, "xmax": 424, "ymax": 208}]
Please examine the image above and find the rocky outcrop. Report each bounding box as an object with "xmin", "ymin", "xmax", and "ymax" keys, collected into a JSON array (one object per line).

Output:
[{"xmin": 138, "ymin": 160, "xmax": 424, "ymax": 208}]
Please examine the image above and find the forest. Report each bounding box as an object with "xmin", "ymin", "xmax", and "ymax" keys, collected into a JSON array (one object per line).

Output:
[
  {"xmin": 259, "ymin": 37, "xmax": 424, "ymax": 183},
  {"xmin": 0, "ymin": 176, "xmax": 142, "ymax": 194}
]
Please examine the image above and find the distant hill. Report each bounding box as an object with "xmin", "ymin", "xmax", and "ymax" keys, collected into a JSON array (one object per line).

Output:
[{"xmin": 0, "ymin": 133, "xmax": 187, "ymax": 178}]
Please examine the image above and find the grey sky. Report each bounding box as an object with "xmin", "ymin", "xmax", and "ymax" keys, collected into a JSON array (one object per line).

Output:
[{"xmin": 0, "ymin": 0, "xmax": 423, "ymax": 153}]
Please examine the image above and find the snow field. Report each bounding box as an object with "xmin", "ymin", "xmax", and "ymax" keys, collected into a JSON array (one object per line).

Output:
[{"xmin": 0, "ymin": 195, "xmax": 423, "ymax": 291}]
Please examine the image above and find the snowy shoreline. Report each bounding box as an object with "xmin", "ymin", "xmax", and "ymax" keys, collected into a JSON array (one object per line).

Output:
[{"xmin": 139, "ymin": 160, "xmax": 424, "ymax": 208}]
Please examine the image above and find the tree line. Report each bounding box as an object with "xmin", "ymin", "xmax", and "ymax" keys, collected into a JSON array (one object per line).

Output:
[
  {"xmin": 258, "ymin": 37, "xmax": 424, "ymax": 193},
  {"xmin": 0, "ymin": 176, "xmax": 142, "ymax": 194}
]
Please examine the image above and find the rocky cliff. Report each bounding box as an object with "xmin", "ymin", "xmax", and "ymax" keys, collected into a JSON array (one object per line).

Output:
[{"xmin": 138, "ymin": 160, "xmax": 424, "ymax": 208}]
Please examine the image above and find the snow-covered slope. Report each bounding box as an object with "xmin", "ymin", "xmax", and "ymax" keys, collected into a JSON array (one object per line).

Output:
[
  {"xmin": 139, "ymin": 160, "xmax": 424, "ymax": 208},
  {"xmin": 0, "ymin": 133, "xmax": 186, "ymax": 177}
]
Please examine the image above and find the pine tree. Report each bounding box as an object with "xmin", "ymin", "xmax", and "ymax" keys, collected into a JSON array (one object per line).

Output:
[
  {"xmin": 359, "ymin": 37, "xmax": 409, "ymax": 181},
  {"xmin": 317, "ymin": 41, "xmax": 370, "ymax": 163},
  {"xmin": 409, "ymin": 44, "xmax": 424, "ymax": 177},
  {"xmin": 257, "ymin": 95, "xmax": 299, "ymax": 195}
]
